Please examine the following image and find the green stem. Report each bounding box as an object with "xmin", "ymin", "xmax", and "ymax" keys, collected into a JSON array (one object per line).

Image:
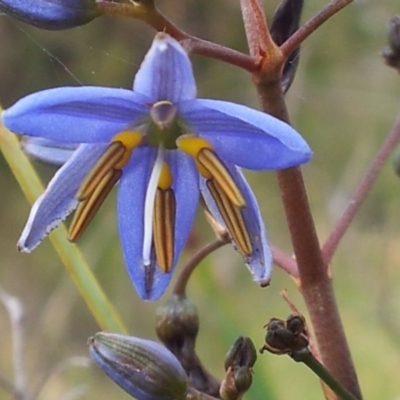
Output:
[
  {"xmin": 280, "ymin": 0, "xmax": 355, "ymax": 58},
  {"xmin": 292, "ymin": 348, "xmax": 358, "ymax": 400},
  {"xmin": 0, "ymin": 118, "xmax": 127, "ymax": 334}
]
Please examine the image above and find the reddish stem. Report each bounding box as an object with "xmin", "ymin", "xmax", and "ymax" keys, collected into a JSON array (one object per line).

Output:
[
  {"xmin": 280, "ymin": 0, "xmax": 354, "ymax": 59},
  {"xmin": 271, "ymin": 246, "xmax": 299, "ymax": 278},
  {"xmin": 98, "ymin": 1, "xmax": 257, "ymax": 73},
  {"xmin": 173, "ymin": 239, "xmax": 228, "ymax": 297},
  {"xmin": 322, "ymin": 116, "xmax": 400, "ymax": 263}
]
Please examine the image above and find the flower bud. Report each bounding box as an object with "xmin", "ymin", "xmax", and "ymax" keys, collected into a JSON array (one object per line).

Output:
[
  {"xmin": 270, "ymin": 0, "xmax": 304, "ymax": 93},
  {"xmin": 89, "ymin": 332, "xmax": 188, "ymax": 400},
  {"xmin": 220, "ymin": 337, "xmax": 256, "ymax": 400},
  {"xmin": 156, "ymin": 295, "xmax": 199, "ymax": 349},
  {"xmin": 224, "ymin": 336, "xmax": 257, "ymax": 371},
  {"xmin": 0, "ymin": 0, "xmax": 99, "ymax": 30},
  {"xmin": 383, "ymin": 15, "xmax": 400, "ymax": 72}
]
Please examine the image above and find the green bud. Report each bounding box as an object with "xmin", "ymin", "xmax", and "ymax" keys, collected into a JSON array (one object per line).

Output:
[{"xmin": 156, "ymin": 295, "xmax": 199, "ymax": 349}]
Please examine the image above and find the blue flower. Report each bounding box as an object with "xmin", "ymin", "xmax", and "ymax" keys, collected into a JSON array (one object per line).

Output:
[
  {"xmin": 2, "ymin": 33, "xmax": 312, "ymax": 300},
  {"xmin": 0, "ymin": 0, "xmax": 99, "ymax": 30}
]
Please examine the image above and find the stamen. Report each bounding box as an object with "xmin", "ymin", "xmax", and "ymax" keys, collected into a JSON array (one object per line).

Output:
[
  {"xmin": 69, "ymin": 169, "xmax": 122, "ymax": 242},
  {"xmin": 77, "ymin": 142, "xmax": 125, "ymax": 201},
  {"xmin": 143, "ymin": 146, "xmax": 165, "ymax": 267},
  {"xmin": 198, "ymin": 148, "xmax": 246, "ymax": 208},
  {"xmin": 112, "ymin": 130, "xmax": 143, "ymax": 169},
  {"xmin": 207, "ymin": 179, "xmax": 252, "ymax": 256},
  {"xmin": 77, "ymin": 131, "xmax": 142, "ymax": 201},
  {"xmin": 177, "ymin": 136, "xmax": 246, "ymax": 207},
  {"xmin": 153, "ymin": 188, "xmax": 176, "ymax": 272},
  {"xmin": 176, "ymin": 135, "xmax": 214, "ymax": 178}
]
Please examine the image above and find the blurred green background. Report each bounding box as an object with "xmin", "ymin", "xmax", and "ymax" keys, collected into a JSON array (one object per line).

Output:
[{"xmin": 1, "ymin": 0, "xmax": 400, "ymax": 399}]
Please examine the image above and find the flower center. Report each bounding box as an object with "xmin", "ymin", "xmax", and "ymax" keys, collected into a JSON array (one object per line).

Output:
[{"xmin": 147, "ymin": 101, "xmax": 184, "ymax": 149}]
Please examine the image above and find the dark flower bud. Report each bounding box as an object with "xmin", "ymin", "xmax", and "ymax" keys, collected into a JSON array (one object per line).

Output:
[
  {"xmin": 0, "ymin": 0, "xmax": 99, "ymax": 30},
  {"xmin": 156, "ymin": 294, "xmax": 199, "ymax": 350},
  {"xmin": 221, "ymin": 337, "xmax": 256, "ymax": 400},
  {"xmin": 224, "ymin": 336, "xmax": 257, "ymax": 371},
  {"xmin": 383, "ymin": 15, "xmax": 400, "ymax": 72},
  {"xmin": 270, "ymin": 0, "xmax": 304, "ymax": 93},
  {"xmin": 89, "ymin": 332, "xmax": 188, "ymax": 400}
]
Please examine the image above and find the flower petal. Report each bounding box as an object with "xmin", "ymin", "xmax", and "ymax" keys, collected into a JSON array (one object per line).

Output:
[
  {"xmin": 2, "ymin": 87, "xmax": 150, "ymax": 142},
  {"xmin": 18, "ymin": 143, "xmax": 108, "ymax": 252},
  {"xmin": 117, "ymin": 147, "xmax": 167, "ymax": 300},
  {"xmin": 133, "ymin": 33, "xmax": 196, "ymax": 103},
  {"xmin": 200, "ymin": 165, "xmax": 272, "ymax": 286},
  {"xmin": 178, "ymin": 99, "xmax": 312, "ymax": 170},
  {"xmin": 117, "ymin": 148, "xmax": 199, "ymax": 300},
  {"xmin": 22, "ymin": 137, "xmax": 78, "ymax": 166}
]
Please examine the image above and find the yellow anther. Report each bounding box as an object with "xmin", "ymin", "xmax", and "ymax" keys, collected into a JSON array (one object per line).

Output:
[
  {"xmin": 112, "ymin": 130, "xmax": 143, "ymax": 169},
  {"xmin": 158, "ymin": 162, "xmax": 173, "ymax": 190},
  {"xmin": 176, "ymin": 135, "xmax": 213, "ymax": 157},
  {"xmin": 176, "ymin": 135, "xmax": 213, "ymax": 178}
]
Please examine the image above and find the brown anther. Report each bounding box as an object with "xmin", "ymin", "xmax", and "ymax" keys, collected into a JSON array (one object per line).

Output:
[
  {"xmin": 69, "ymin": 169, "xmax": 122, "ymax": 242},
  {"xmin": 153, "ymin": 188, "xmax": 176, "ymax": 272},
  {"xmin": 77, "ymin": 141, "xmax": 125, "ymax": 201},
  {"xmin": 207, "ymin": 179, "xmax": 252, "ymax": 256},
  {"xmin": 197, "ymin": 148, "xmax": 246, "ymax": 208}
]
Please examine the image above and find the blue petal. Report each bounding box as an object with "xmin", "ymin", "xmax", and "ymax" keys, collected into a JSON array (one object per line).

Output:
[
  {"xmin": 22, "ymin": 137, "xmax": 78, "ymax": 166},
  {"xmin": 2, "ymin": 87, "xmax": 150, "ymax": 143},
  {"xmin": 178, "ymin": 99, "xmax": 312, "ymax": 170},
  {"xmin": 18, "ymin": 143, "xmax": 108, "ymax": 252},
  {"xmin": 117, "ymin": 147, "xmax": 166, "ymax": 300},
  {"xmin": 117, "ymin": 148, "xmax": 199, "ymax": 301},
  {"xmin": 200, "ymin": 165, "xmax": 272, "ymax": 285},
  {"xmin": 166, "ymin": 150, "xmax": 199, "ymax": 267},
  {"xmin": 0, "ymin": 0, "xmax": 98, "ymax": 30},
  {"xmin": 133, "ymin": 33, "xmax": 196, "ymax": 103}
]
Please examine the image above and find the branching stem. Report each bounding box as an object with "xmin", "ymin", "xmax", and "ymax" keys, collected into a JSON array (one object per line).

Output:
[
  {"xmin": 322, "ymin": 116, "xmax": 400, "ymax": 263},
  {"xmin": 280, "ymin": 0, "xmax": 355, "ymax": 58}
]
